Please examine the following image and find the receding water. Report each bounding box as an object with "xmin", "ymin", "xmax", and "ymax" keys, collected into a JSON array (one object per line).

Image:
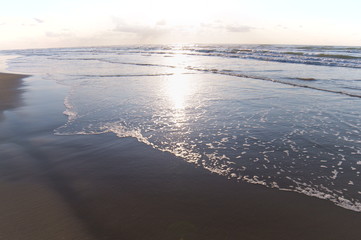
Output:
[{"xmin": 3, "ymin": 44, "xmax": 361, "ymax": 211}]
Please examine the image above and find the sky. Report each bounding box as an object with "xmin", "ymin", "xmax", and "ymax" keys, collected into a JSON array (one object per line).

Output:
[{"xmin": 1, "ymin": 0, "xmax": 361, "ymax": 49}]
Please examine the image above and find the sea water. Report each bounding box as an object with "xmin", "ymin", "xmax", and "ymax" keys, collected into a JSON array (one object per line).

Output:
[{"xmin": 2, "ymin": 44, "xmax": 361, "ymax": 212}]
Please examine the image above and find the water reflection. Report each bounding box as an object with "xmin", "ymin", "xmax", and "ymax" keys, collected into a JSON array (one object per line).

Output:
[
  {"xmin": 162, "ymin": 52, "xmax": 196, "ymax": 122},
  {"xmin": 154, "ymin": 52, "xmax": 202, "ymax": 163},
  {"xmin": 167, "ymin": 74, "xmax": 190, "ymax": 110}
]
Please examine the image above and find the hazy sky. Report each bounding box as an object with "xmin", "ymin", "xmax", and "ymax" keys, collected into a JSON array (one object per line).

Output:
[{"xmin": 1, "ymin": 0, "xmax": 361, "ymax": 49}]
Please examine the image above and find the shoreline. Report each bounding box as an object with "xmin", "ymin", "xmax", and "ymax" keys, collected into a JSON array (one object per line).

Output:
[{"xmin": 0, "ymin": 72, "xmax": 360, "ymax": 239}]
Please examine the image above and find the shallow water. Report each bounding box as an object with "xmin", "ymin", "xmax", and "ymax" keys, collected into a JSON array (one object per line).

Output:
[{"xmin": 2, "ymin": 44, "xmax": 361, "ymax": 211}]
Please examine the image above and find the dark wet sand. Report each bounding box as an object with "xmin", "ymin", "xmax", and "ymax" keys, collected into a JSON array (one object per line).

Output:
[
  {"xmin": 0, "ymin": 73, "xmax": 360, "ymax": 240},
  {"xmin": 0, "ymin": 72, "xmax": 29, "ymax": 119}
]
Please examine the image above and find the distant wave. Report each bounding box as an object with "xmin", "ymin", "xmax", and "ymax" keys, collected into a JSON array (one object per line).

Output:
[
  {"xmin": 296, "ymin": 46, "xmax": 361, "ymax": 51},
  {"xmin": 79, "ymin": 73, "xmax": 175, "ymax": 78},
  {"xmin": 291, "ymin": 77, "xmax": 317, "ymax": 81},
  {"xmin": 284, "ymin": 51, "xmax": 305, "ymax": 56},
  {"xmin": 3, "ymin": 44, "xmax": 361, "ymax": 69},
  {"xmin": 141, "ymin": 45, "xmax": 361, "ymax": 69},
  {"xmin": 282, "ymin": 52, "xmax": 361, "ymax": 59},
  {"xmin": 314, "ymin": 54, "xmax": 361, "ymax": 60},
  {"xmin": 187, "ymin": 67, "xmax": 361, "ymax": 98}
]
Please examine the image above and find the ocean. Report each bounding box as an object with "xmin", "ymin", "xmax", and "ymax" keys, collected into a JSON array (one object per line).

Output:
[{"xmin": 2, "ymin": 44, "xmax": 361, "ymax": 212}]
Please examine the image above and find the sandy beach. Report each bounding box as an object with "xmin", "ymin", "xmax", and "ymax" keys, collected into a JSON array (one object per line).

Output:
[{"xmin": 0, "ymin": 72, "xmax": 360, "ymax": 240}]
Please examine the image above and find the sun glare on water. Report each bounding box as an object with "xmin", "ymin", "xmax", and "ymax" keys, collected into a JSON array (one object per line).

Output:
[
  {"xmin": 167, "ymin": 74, "xmax": 190, "ymax": 110},
  {"xmin": 162, "ymin": 52, "xmax": 195, "ymax": 111}
]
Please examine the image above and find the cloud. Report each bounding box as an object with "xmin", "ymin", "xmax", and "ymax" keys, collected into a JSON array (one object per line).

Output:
[
  {"xmin": 156, "ymin": 19, "xmax": 167, "ymax": 26},
  {"xmin": 46, "ymin": 29, "xmax": 73, "ymax": 38},
  {"xmin": 276, "ymin": 24, "xmax": 288, "ymax": 30},
  {"xmin": 112, "ymin": 19, "xmax": 170, "ymax": 40},
  {"xmin": 33, "ymin": 18, "xmax": 44, "ymax": 24},
  {"xmin": 201, "ymin": 21, "xmax": 254, "ymax": 33},
  {"xmin": 225, "ymin": 25, "xmax": 253, "ymax": 33}
]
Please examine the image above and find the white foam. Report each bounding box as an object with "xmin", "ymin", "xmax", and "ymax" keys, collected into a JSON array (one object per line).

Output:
[
  {"xmin": 101, "ymin": 123, "xmax": 151, "ymax": 145},
  {"xmin": 290, "ymin": 178, "xmax": 361, "ymax": 212},
  {"xmin": 63, "ymin": 95, "xmax": 77, "ymax": 121},
  {"xmin": 229, "ymin": 173, "xmax": 237, "ymax": 178},
  {"xmin": 330, "ymin": 170, "xmax": 338, "ymax": 180},
  {"xmin": 242, "ymin": 175, "xmax": 267, "ymax": 186}
]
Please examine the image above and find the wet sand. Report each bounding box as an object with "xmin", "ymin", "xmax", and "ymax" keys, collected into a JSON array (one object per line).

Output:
[
  {"xmin": 0, "ymin": 73, "xmax": 29, "ymax": 119},
  {"xmin": 0, "ymin": 73, "xmax": 360, "ymax": 240}
]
